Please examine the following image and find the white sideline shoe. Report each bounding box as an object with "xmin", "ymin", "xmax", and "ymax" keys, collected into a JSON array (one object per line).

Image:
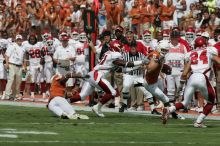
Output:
[
  {"xmin": 137, "ymin": 106, "xmax": 144, "ymax": 111},
  {"xmin": 92, "ymin": 104, "xmax": 105, "ymax": 117},
  {"xmin": 194, "ymin": 122, "xmax": 207, "ymax": 128},
  {"xmin": 68, "ymin": 113, "xmax": 89, "ymax": 120}
]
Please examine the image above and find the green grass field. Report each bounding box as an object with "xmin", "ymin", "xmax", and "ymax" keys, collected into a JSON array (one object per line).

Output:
[{"xmin": 0, "ymin": 105, "xmax": 220, "ymax": 146}]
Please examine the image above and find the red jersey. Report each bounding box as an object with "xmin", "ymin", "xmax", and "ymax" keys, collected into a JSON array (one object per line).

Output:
[
  {"xmin": 124, "ymin": 41, "xmax": 148, "ymax": 56},
  {"xmin": 179, "ymin": 37, "xmax": 191, "ymax": 52}
]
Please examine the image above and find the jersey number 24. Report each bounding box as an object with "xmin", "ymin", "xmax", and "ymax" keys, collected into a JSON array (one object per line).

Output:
[{"xmin": 190, "ymin": 50, "xmax": 208, "ymax": 65}]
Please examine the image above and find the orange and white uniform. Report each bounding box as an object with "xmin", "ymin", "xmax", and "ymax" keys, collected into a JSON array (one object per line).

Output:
[
  {"xmin": 143, "ymin": 50, "xmax": 170, "ymax": 104},
  {"xmin": 47, "ymin": 75, "xmax": 76, "ymax": 117}
]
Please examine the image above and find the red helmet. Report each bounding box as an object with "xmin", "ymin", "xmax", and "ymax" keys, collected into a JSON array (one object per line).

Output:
[
  {"xmin": 185, "ymin": 27, "xmax": 195, "ymax": 43},
  {"xmin": 194, "ymin": 37, "xmax": 207, "ymax": 49},
  {"xmin": 60, "ymin": 35, "xmax": 69, "ymax": 41},
  {"xmin": 162, "ymin": 29, "xmax": 170, "ymax": 40},
  {"xmin": 109, "ymin": 40, "xmax": 124, "ymax": 52},
  {"xmin": 195, "ymin": 29, "xmax": 205, "ymax": 38},
  {"xmin": 41, "ymin": 30, "xmax": 51, "ymax": 41},
  {"xmin": 46, "ymin": 36, "xmax": 53, "ymax": 47},
  {"xmin": 59, "ymin": 30, "xmax": 68, "ymax": 40},
  {"xmin": 71, "ymin": 28, "xmax": 79, "ymax": 40}
]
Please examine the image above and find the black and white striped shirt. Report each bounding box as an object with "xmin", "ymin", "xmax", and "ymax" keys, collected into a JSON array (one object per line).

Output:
[{"xmin": 123, "ymin": 52, "xmax": 145, "ymax": 76}]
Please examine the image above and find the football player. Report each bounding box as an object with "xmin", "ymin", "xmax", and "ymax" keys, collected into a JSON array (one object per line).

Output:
[
  {"xmin": 70, "ymin": 41, "xmax": 147, "ymax": 117},
  {"xmin": 162, "ymin": 37, "xmax": 220, "ymax": 128}
]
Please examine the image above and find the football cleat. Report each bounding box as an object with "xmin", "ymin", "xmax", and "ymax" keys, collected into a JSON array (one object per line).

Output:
[
  {"xmin": 151, "ymin": 109, "xmax": 161, "ymax": 115},
  {"xmin": 161, "ymin": 107, "xmax": 170, "ymax": 124},
  {"xmin": 61, "ymin": 112, "xmax": 69, "ymax": 119},
  {"xmin": 67, "ymin": 113, "xmax": 80, "ymax": 120},
  {"xmin": 119, "ymin": 102, "xmax": 127, "ymax": 113},
  {"xmin": 92, "ymin": 104, "xmax": 105, "ymax": 117},
  {"xmin": 194, "ymin": 122, "xmax": 207, "ymax": 128},
  {"xmin": 78, "ymin": 114, "xmax": 89, "ymax": 120},
  {"xmin": 171, "ymin": 112, "xmax": 185, "ymax": 120}
]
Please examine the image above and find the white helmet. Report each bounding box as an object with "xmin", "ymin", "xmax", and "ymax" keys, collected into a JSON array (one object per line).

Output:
[
  {"xmin": 157, "ymin": 40, "xmax": 170, "ymax": 56},
  {"xmin": 142, "ymin": 30, "xmax": 152, "ymax": 44},
  {"xmin": 79, "ymin": 31, "xmax": 87, "ymax": 42}
]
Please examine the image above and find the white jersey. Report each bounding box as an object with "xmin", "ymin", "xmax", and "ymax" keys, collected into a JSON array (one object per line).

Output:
[
  {"xmin": 186, "ymin": 47, "xmax": 218, "ymax": 77},
  {"xmin": 69, "ymin": 39, "xmax": 80, "ymax": 48},
  {"xmin": 42, "ymin": 45, "xmax": 55, "ymax": 62},
  {"xmin": 23, "ymin": 42, "xmax": 43, "ymax": 67},
  {"xmin": 0, "ymin": 38, "xmax": 11, "ymax": 49},
  {"xmin": 53, "ymin": 38, "xmax": 61, "ymax": 50},
  {"xmin": 53, "ymin": 44, "xmax": 76, "ymax": 66},
  {"xmin": 93, "ymin": 51, "xmax": 123, "ymax": 77},
  {"xmin": 165, "ymin": 43, "xmax": 188, "ymax": 75}
]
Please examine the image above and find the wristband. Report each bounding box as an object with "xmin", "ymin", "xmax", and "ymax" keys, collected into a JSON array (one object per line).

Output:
[{"xmin": 133, "ymin": 61, "xmax": 142, "ymax": 66}]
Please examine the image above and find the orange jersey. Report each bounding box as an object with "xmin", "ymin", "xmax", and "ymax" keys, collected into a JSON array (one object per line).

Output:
[
  {"xmin": 145, "ymin": 51, "xmax": 162, "ymax": 84},
  {"xmin": 161, "ymin": 5, "xmax": 175, "ymax": 21},
  {"xmin": 129, "ymin": 7, "xmax": 141, "ymax": 25},
  {"xmin": 49, "ymin": 75, "xmax": 66, "ymax": 102}
]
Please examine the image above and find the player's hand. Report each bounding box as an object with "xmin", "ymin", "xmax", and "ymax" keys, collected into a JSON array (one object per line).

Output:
[
  {"xmin": 82, "ymin": 74, "xmax": 90, "ymax": 79},
  {"xmin": 4, "ymin": 63, "xmax": 9, "ymax": 69},
  {"xmin": 142, "ymin": 57, "xmax": 150, "ymax": 65},
  {"xmin": 175, "ymin": 87, "xmax": 183, "ymax": 99},
  {"xmin": 68, "ymin": 57, "xmax": 76, "ymax": 61}
]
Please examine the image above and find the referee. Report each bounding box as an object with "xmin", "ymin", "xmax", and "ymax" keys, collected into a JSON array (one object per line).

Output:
[{"xmin": 119, "ymin": 41, "xmax": 145, "ymax": 112}]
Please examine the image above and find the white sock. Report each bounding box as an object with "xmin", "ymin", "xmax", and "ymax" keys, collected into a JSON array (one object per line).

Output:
[
  {"xmin": 97, "ymin": 102, "xmax": 103, "ymax": 110},
  {"xmin": 149, "ymin": 104, "xmax": 155, "ymax": 111},
  {"xmin": 169, "ymin": 105, "xmax": 176, "ymax": 113},
  {"xmin": 196, "ymin": 113, "xmax": 206, "ymax": 123}
]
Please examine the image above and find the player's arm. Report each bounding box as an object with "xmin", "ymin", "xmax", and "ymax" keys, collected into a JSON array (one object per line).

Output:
[
  {"xmin": 145, "ymin": 58, "xmax": 160, "ymax": 74},
  {"xmin": 175, "ymin": 60, "xmax": 191, "ymax": 98},
  {"xmin": 212, "ymin": 55, "xmax": 220, "ymax": 65},
  {"xmin": 181, "ymin": 61, "xmax": 191, "ymax": 80},
  {"xmin": 58, "ymin": 72, "xmax": 90, "ymax": 85},
  {"xmin": 113, "ymin": 58, "xmax": 146, "ymax": 67}
]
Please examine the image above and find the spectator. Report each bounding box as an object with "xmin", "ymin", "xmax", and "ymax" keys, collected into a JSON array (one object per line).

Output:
[
  {"xmin": 106, "ymin": 0, "xmax": 121, "ymax": 30},
  {"xmin": 161, "ymin": 0, "xmax": 175, "ymax": 29},
  {"xmin": 4, "ymin": 35, "xmax": 25, "ymax": 100},
  {"xmin": 99, "ymin": 30, "xmax": 111, "ymax": 59},
  {"xmin": 194, "ymin": 12, "xmax": 204, "ymax": 29},
  {"xmin": 129, "ymin": 0, "xmax": 140, "ymax": 34},
  {"xmin": 174, "ymin": 0, "xmax": 186, "ymax": 27}
]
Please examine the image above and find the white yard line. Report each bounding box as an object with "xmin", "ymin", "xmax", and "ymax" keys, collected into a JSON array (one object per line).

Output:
[
  {"xmin": 0, "ymin": 134, "xmax": 17, "ymax": 138},
  {"xmin": 0, "ymin": 140, "xmax": 218, "ymax": 145},
  {"xmin": 5, "ymin": 131, "xmax": 58, "ymax": 135}
]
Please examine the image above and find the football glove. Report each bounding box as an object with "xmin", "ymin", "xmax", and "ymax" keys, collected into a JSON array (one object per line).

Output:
[{"xmin": 142, "ymin": 57, "xmax": 150, "ymax": 65}]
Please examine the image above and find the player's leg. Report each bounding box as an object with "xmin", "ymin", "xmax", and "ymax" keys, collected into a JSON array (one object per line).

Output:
[
  {"xmin": 12, "ymin": 67, "xmax": 22, "ymax": 99},
  {"xmin": 29, "ymin": 67, "xmax": 37, "ymax": 101},
  {"xmin": 166, "ymin": 75, "xmax": 176, "ymax": 102},
  {"xmin": 120, "ymin": 74, "xmax": 134, "ymax": 112},
  {"xmin": 0, "ymin": 79, "xmax": 7, "ymax": 99},
  {"xmin": 5, "ymin": 64, "xmax": 16, "ymax": 99},
  {"xmin": 195, "ymin": 74, "xmax": 215, "ymax": 127},
  {"xmin": 92, "ymin": 78, "xmax": 116, "ymax": 117}
]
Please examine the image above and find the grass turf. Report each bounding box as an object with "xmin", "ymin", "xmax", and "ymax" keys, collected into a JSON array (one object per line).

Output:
[{"xmin": 0, "ymin": 105, "xmax": 220, "ymax": 146}]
